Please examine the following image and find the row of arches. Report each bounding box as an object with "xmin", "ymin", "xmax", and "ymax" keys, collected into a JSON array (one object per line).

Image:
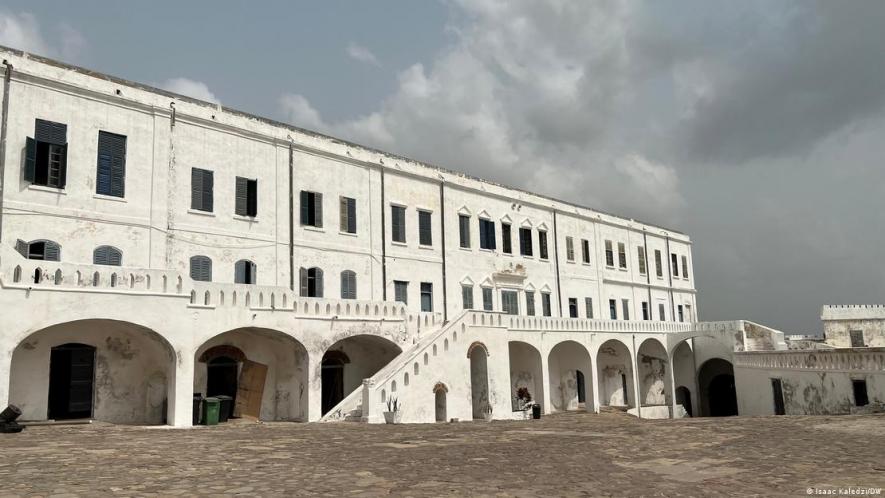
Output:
[
  {"xmin": 507, "ymin": 338, "xmax": 736, "ymax": 418},
  {"xmin": 5, "ymin": 319, "xmax": 737, "ymax": 425},
  {"xmin": 6, "ymin": 319, "xmax": 405, "ymax": 425}
]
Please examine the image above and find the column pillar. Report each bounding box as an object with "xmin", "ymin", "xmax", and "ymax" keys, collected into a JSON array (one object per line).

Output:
[
  {"xmin": 540, "ymin": 348, "xmax": 553, "ymax": 414},
  {"xmin": 631, "ymin": 346, "xmax": 642, "ymax": 419},
  {"xmin": 307, "ymin": 351, "xmax": 323, "ymax": 421},
  {"xmin": 360, "ymin": 378, "xmax": 381, "ymax": 423},
  {"xmin": 668, "ymin": 351, "xmax": 678, "ymax": 419},
  {"xmin": 0, "ymin": 346, "xmax": 11, "ymax": 410},
  {"xmin": 169, "ymin": 349, "xmax": 194, "ymax": 427}
]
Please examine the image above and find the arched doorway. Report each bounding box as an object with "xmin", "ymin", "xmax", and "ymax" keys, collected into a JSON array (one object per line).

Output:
[
  {"xmin": 195, "ymin": 328, "xmax": 308, "ymax": 421},
  {"xmin": 469, "ymin": 342, "xmax": 490, "ymax": 420},
  {"xmin": 320, "ymin": 335, "xmax": 402, "ymax": 416},
  {"xmin": 321, "ymin": 351, "xmax": 349, "ymax": 415},
  {"xmin": 698, "ymin": 358, "xmax": 738, "ymax": 417},
  {"xmin": 434, "ymin": 383, "xmax": 448, "ymax": 422},
  {"xmin": 596, "ymin": 339, "xmax": 635, "ymax": 409},
  {"xmin": 9, "ymin": 320, "xmax": 175, "ymax": 424},
  {"xmin": 636, "ymin": 339, "xmax": 669, "ymax": 408},
  {"xmin": 548, "ymin": 341, "xmax": 594, "ymax": 412},
  {"xmin": 508, "ymin": 341, "xmax": 544, "ymax": 412},
  {"xmin": 675, "ymin": 386, "xmax": 693, "ymax": 417},
  {"xmin": 48, "ymin": 343, "xmax": 96, "ymax": 420}
]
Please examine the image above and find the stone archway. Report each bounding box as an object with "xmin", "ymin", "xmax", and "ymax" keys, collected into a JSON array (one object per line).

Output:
[
  {"xmin": 433, "ymin": 382, "xmax": 448, "ymax": 422},
  {"xmin": 548, "ymin": 341, "xmax": 593, "ymax": 413},
  {"xmin": 468, "ymin": 342, "xmax": 490, "ymax": 420},
  {"xmin": 9, "ymin": 319, "xmax": 176, "ymax": 424},
  {"xmin": 508, "ymin": 341, "xmax": 544, "ymax": 412},
  {"xmin": 698, "ymin": 358, "xmax": 738, "ymax": 417},
  {"xmin": 596, "ymin": 339, "xmax": 636, "ymax": 409},
  {"xmin": 636, "ymin": 338, "xmax": 669, "ymax": 408},
  {"xmin": 320, "ymin": 335, "xmax": 402, "ymax": 416},
  {"xmin": 195, "ymin": 328, "xmax": 309, "ymax": 422}
]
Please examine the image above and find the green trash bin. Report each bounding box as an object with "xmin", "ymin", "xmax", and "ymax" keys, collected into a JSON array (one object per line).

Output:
[{"xmin": 202, "ymin": 397, "xmax": 220, "ymax": 426}]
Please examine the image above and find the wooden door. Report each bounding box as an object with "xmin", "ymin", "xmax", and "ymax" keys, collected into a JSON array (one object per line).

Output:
[{"xmin": 233, "ymin": 360, "xmax": 267, "ymax": 419}]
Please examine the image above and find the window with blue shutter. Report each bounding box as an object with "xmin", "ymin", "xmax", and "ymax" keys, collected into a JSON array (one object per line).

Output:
[
  {"xmin": 18, "ymin": 239, "xmax": 61, "ymax": 261},
  {"xmin": 391, "ymin": 205, "xmax": 406, "ymax": 243},
  {"xmin": 300, "ymin": 191, "xmax": 323, "ymax": 227},
  {"xmin": 340, "ymin": 270, "xmax": 357, "ymax": 299},
  {"xmin": 420, "ymin": 282, "xmax": 433, "ymax": 312},
  {"xmin": 96, "ymin": 131, "xmax": 126, "ymax": 198},
  {"xmin": 235, "ymin": 259, "xmax": 256, "ymax": 284},
  {"xmin": 461, "ymin": 285, "xmax": 473, "ymax": 309},
  {"xmin": 191, "ymin": 168, "xmax": 214, "ymax": 212},
  {"xmin": 525, "ymin": 291, "xmax": 535, "ymax": 316},
  {"xmin": 538, "ymin": 230, "xmax": 549, "ymax": 259},
  {"xmin": 26, "ymin": 119, "xmax": 68, "ymax": 189},
  {"xmin": 300, "ymin": 267, "xmax": 323, "ymax": 297},
  {"xmin": 458, "ymin": 215, "xmax": 470, "ymax": 248},
  {"xmin": 235, "ymin": 177, "xmax": 258, "ymax": 217},
  {"xmin": 339, "ymin": 197, "xmax": 356, "ymax": 234},
  {"xmin": 418, "ymin": 210, "xmax": 432, "ymax": 246},
  {"xmin": 93, "ymin": 245, "xmax": 122, "ymax": 266},
  {"xmin": 519, "ymin": 228, "xmax": 533, "ymax": 256},
  {"xmin": 393, "ymin": 280, "xmax": 408, "ymax": 304},
  {"xmin": 501, "ymin": 223, "xmax": 512, "ymax": 254},
  {"xmin": 190, "ymin": 255, "xmax": 212, "ymax": 282},
  {"xmin": 479, "ymin": 219, "xmax": 496, "ymax": 250}
]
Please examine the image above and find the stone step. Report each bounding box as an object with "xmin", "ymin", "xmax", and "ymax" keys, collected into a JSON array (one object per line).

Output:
[{"xmin": 599, "ymin": 405, "xmax": 629, "ymax": 413}]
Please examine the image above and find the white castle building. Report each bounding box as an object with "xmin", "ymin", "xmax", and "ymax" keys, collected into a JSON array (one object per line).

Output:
[{"xmin": 3, "ymin": 45, "xmax": 872, "ymax": 428}]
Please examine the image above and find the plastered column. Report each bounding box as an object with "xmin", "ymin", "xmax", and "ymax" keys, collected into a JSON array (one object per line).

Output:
[
  {"xmin": 360, "ymin": 378, "xmax": 380, "ymax": 423},
  {"xmin": 667, "ymin": 351, "xmax": 678, "ymax": 418},
  {"xmin": 169, "ymin": 349, "xmax": 194, "ymax": 427},
  {"xmin": 590, "ymin": 349, "xmax": 601, "ymax": 414},
  {"xmin": 540, "ymin": 346, "xmax": 553, "ymax": 414},
  {"xmin": 631, "ymin": 346, "xmax": 642, "ymax": 418},
  {"xmin": 0, "ymin": 345, "xmax": 11, "ymax": 410},
  {"xmin": 307, "ymin": 350, "xmax": 324, "ymax": 421}
]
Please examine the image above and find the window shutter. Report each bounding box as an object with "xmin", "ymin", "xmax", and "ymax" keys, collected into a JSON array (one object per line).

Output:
[
  {"xmin": 93, "ymin": 246, "xmax": 107, "ymax": 265},
  {"xmin": 97, "ymin": 154, "xmax": 112, "ymax": 195},
  {"xmin": 15, "ymin": 239, "xmax": 28, "ymax": 258},
  {"xmin": 44, "ymin": 241, "xmax": 61, "ymax": 262},
  {"xmin": 108, "ymin": 247, "xmax": 122, "ymax": 266},
  {"xmin": 300, "ymin": 191, "xmax": 309, "ymax": 225},
  {"xmin": 24, "ymin": 137, "xmax": 37, "ymax": 183},
  {"xmin": 35, "ymin": 119, "xmax": 67, "ymax": 145},
  {"xmin": 315, "ymin": 268, "xmax": 324, "ymax": 297},
  {"xmin": 235, "ymin": 260, "xmax": 246, "ymax": 283},
  {"xmin": 235, "ymin": 177, "xmax": 248, "ymax": 216},
  {"xmin": 57, "ymin": 145, "xmax": 68, "ymax": 189},
  {"xmin": 314, "ymin": 193, "xmax": 323, "ymax": 228},
  {"xmin": 247, "ymin": 180, "xmax": 258, "ymax": 217},
  {"xmin": 347, "ymin": 198, "xmax": 356, "ymax": 233},
  {"xmin": 299, "ymin": 267, "xmax": 308, "ymax": 296},
  {"xmin": 191, "ymin": 169, "xmax": 203, "ymax": 210},
  {"xmin": 97, "ymin": 132, "xmax": 126, "ymax": 197},
  {"xmin": 203, "ymin": 170, "xmax": 213, "ymax": 212},
  {"xmin": 341, "ymin": 271, "xmax": 348, "ymax": 299},
  {"xmin": 110, "ymin": 138, "xmax": 126, "ymax": 198},
  {"xmin": 339, "ymin": 197, "xmax": 348, "ymax": 232},
  {"xmin": 249, "ymin": 261, "xmax": 257, "ymax": 284}
]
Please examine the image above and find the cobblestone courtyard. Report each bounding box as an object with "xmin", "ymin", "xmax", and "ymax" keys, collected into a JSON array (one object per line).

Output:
[{"xmin": 0, "ymin": 412, "xmax": 883, "ymax": 497}]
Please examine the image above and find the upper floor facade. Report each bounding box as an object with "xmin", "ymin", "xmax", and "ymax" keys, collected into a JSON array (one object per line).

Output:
[{"xmin": 0, "ymin": 46, "xmax": 697, "ymax": 322}]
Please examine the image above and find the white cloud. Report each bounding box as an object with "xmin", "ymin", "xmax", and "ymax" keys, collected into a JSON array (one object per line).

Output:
[
  {"xmin": 346, "ymin": 42, "xmax": 380, "ymax": 66},
  {"xmin": 0, "ymin": 11, "xmax": 53, "ymax": 56},
  {"xmin": 158, "ymin": 78, "xmax": 220, "ymax": 104},
  {"xmin": 280, "ymin": 93, "xmax": 328, "ymax": 131}
]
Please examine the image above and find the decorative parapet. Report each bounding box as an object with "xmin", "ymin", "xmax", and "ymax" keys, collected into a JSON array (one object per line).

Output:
[
  {"xmin": 0, "ymin": 248, "xmax": 443, "ymax": 333},
  {"xmin": 734, "ymin": 348, "xmax": 885, "ymax": 373},
  {"xmin": 821, "ymin": 305, "xmax": 885, "ymax": 321},
  {"xmin": 507, "ymin": 315, "xmax": 694, "ymax": 333}
]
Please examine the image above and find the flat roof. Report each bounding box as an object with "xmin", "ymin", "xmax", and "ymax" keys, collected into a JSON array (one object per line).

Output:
[{"xmin": 0, "ymin": 44, "xmax": 685, "ymax": 236}]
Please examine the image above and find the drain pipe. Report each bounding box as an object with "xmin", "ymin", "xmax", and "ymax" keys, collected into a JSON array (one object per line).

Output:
[
  {"xmin": 665, "ymin": 234, "xmax": 675, "ymax": 321},
  {"xmin": 0, "ymin": 60, "xmax": 13, "ymax": 249},
  {"xmin": 439, "ymin": 180, "xmax": 448, "ymax": 322},
  {"xmin": 288, "ymin": 137, "xmax": 295, "ymax": 291},
  {"xmin": 552, "ymin": 210, "xmax": 563, "ymax": 317},
  {"xmin": 642, "ymin": 231, "xmax": 653, "ymax": 319},
  {"xmin": 380, "ymin": 168, "xmax": 387, "ymax": 300}
]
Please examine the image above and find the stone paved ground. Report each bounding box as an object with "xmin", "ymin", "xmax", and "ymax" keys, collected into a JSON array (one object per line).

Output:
[{"xmin": 0, "ymin": 412, "xmax": 884, "ymax": 497}]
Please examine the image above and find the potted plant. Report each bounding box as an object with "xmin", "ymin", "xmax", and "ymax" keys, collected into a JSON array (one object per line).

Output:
[
  {"xmin": 383, "ymin": 397, "xmax": 402, "ymax": 424},
  {"xmin": 483, "ymin": 403, "xmax": 493, "ymax": 422}
]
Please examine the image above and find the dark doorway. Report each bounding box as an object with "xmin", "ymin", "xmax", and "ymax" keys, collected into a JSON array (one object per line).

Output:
[
  {"xmin": 48, "ymin": 343, "xmax": 96, "ymax": 420},
  {"xmin": 321, "ymin": 357, "xmax": 345, "ymax": 415},
  {"xmin": 771, "ymin": 378, "xmax": 785, "ymax": 415},
  {"xmin": 698, "ymin": 358, "xmax": 738, "ymax": 417},
  {"xmin": 435, "ymin": 384, "xmax": 448, "ymax": 422},
  {"xmin": 207, "ymin": 356, "xmax": 239, "ymax": 418},
  {"xmin": 621, "ymin": 373, "xmax": 629, "ymax": 406},
  {"xmin": 675, "ymin": 386, "xmax": 693, "ymax": 417},
  {"xmin": 853, "ymin": 379, "xmax": 869, "ymax": 407},
  {"xmin": 707, "ymin": 374, "xmax": 738, "ymax": 416},
  {"xmin": 576, "ymin": 370, "xmax": 586, "ymax": 403}
]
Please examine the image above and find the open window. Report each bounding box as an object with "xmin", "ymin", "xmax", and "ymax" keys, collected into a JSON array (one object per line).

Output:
[
  {"xmin": 16, "ymin": 239, "xmax": 61, "ymax": 261},
  {"xmin": 300, "ymin": 267, "xmax": 324, "ymax": 297},
  {"xmin": 25, "ymin": 119, "xmax": 68, "ymax": 189},
  {"xmin": 234, "ymin": 259, "xmax": 257, "ymax": 284}
]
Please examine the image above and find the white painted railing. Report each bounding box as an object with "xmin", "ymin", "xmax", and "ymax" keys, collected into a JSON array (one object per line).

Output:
[
  {"xmin": 735, "ymin": 348, "xmax": 885, "ymax": 373},
  {"xmin": 507, "ymin": 315, "xmax": 694, "ymax": 333}
]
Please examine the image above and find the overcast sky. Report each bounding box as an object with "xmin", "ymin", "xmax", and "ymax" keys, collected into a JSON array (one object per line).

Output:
[{"xmin": 3, "ymin": 1, "xmax": 884, "ymax": 334}]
